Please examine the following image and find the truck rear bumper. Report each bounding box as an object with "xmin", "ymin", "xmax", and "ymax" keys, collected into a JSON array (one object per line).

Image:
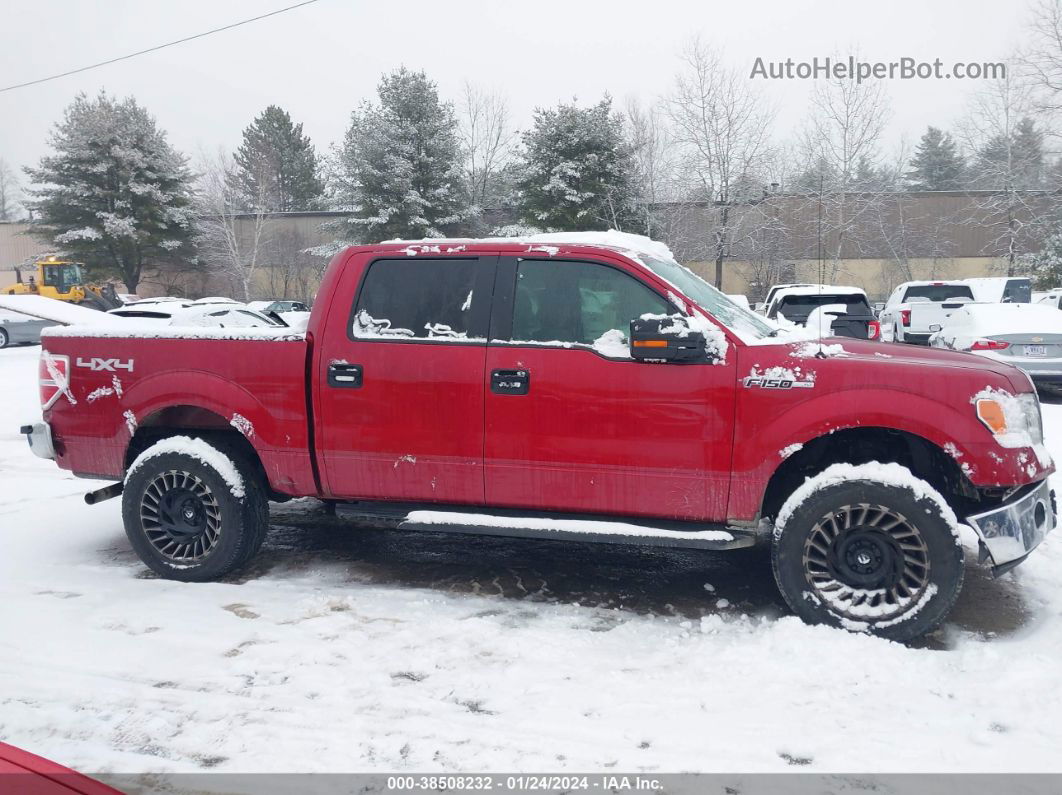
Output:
[
  {"xmin": 19, "ymin": 422, "xmax": 55, "ymax": 460},
  {"xmin": 966, "ymin": 479, "xmax": 1055, "ymax": 573},
  {"xmin": 901, "ymin": 332, "xmax": 932, "ymax": 345}
]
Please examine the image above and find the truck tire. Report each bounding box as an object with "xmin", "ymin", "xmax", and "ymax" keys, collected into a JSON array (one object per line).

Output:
[
  {"xmin": 772, "ymin": 478, "xmax": 964, "ymax": 642},
  {"xmin": 121, "ymin": 439, "xmax": 268, "ymax": 582}
]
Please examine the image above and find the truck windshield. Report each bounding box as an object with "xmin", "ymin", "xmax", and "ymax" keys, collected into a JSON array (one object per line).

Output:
[
  {"xmin": 903, "ymin": 284, "xmax": 974, "ymax": 302},
  {"xmin": 639, "ymin": 255, "xmax": 776, "ymax": 340}
]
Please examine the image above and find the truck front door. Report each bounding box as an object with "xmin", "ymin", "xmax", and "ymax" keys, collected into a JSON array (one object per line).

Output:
[
  {"xmin": 484, "ymin": 256, "xmax": 737, "ymax": 521},
  {"xmin": 316, "ymin": 255, "xmax": 495, "ymax": 504}
]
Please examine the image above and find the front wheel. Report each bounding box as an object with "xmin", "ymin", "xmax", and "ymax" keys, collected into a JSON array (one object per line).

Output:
[
  {"xmin": 772, "ymin": 470, "xmax": 964, "ymax": 642},
  {"xmin": 122, "ymin": 437, "xmax": 268, "ymax": 581},
  {"xmin": 0, "ymin": 328, "xmax": 8, "ymax": 349}
]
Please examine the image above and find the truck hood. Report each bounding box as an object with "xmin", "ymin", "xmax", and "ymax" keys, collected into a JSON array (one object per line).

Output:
[{"xmin": 775, "ymin": 338, "xmax": 1034, "ymax": 393}]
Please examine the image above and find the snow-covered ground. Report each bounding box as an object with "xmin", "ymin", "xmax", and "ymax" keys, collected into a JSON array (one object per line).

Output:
[{"xmin": 2, "ymin": 343, "xmax": 1062, "ymax": 776}]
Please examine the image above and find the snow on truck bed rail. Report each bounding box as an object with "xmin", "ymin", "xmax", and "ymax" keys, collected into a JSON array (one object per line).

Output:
[{"xmin": 42, "ymin": 323, "xmax": 306, "ymax": 341}]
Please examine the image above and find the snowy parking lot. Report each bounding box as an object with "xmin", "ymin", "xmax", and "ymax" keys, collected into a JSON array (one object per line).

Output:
[{"xmin": 2, "ymin": 342, "xmax": 1062, "ymax": 777}]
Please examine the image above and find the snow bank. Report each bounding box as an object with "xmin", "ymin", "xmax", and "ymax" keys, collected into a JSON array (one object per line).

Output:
[
  {"xmin": 126, "ymin": 436, "xmax": 245, "ymax": 498},
  {"xmin": 774, "ymin": 462, "xmax": 963, "ymax": 546}
]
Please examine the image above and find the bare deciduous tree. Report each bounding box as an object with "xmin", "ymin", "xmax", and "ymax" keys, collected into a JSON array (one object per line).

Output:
[
  {"xmin": 195, "ymin": 148, "xmax": 271, "ymax": 300},
  {"xmin": 798, "ymin": 69, "xmax": 891, "ymax": 280},
  {"xmin": 624, "ymin": 97, "xmax": 679, "ymax": 237},
  {"xmin": 0, "ymin": 158, "xmax": 18, "ymax": 221},
  {"xmin": 666, "ymin": 38, "xmax": 774, "ymax": 287},
  {"xmin": 959, "ymin": 73, "xmax": 1054, "ymax": 275},
  {"xmin": 1022, "ymin": 0, "xmax": 1062, "ymax": 117},
  {"xmin": 459, "ymin": 82, "xmax": 516, "ymax": 213}
]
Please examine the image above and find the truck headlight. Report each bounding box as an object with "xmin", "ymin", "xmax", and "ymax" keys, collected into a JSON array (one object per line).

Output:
[{"xmin": 975, "ymin": 391, "xmax": 1044, "ymax": 449}]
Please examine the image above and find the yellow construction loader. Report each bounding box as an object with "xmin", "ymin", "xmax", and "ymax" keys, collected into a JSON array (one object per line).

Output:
[{"xmin": 2, "ymin": 255, "xmax": 123, "ymax": 311}]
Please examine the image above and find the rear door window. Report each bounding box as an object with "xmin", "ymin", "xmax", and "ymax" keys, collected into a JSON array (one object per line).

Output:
[{"xmin": 353, "ymin": 258, "xmax": 482, "ymax": 341}]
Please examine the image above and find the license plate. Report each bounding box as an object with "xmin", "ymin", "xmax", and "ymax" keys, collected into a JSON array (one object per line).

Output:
[{"xmin": 1024, "ymin": 344, "xmax": 1047, "ymax": 357}]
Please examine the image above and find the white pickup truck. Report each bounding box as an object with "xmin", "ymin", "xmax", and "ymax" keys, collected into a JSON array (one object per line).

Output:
[{"xmin": 880, "ymin": 281, "xmax": 976, "ymax": 344}]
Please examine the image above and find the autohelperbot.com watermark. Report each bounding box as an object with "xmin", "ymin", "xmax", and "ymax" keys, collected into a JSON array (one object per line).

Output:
[{"xmin": 750, "ymin": 55, "xmax": 1006, "ymax": 83}]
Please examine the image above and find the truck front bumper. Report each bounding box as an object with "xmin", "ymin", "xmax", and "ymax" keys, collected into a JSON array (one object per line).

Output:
[
  {"xmin": 19, "ymin": 422, "xmax": 55, "ymax": 461},
  {"xmin": 966, "ymin": 479, "xmax": 1055, "ymax": 575}
]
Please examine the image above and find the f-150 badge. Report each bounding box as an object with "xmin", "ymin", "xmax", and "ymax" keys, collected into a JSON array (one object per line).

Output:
[{"xmin": 743, "ymin": 376, "xmax": 814, "ymax": 389}]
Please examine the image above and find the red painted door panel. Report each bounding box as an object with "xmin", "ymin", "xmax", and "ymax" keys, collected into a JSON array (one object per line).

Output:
[
  {"xmin": 484, "ymin": 346, "xmax": 735, "ymax": 520},
  {"xmin": 315, "ymin": 256, "xmax": 492, "ymax": 504},
  {"xmin": 319, "ymin": 340, "xmax": 487, "ymax": 503}
]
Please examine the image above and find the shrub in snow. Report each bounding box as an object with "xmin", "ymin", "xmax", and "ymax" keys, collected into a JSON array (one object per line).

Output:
[{"xmin": 24, "ymin": 91, "xmax": 196, "ymax": 294}]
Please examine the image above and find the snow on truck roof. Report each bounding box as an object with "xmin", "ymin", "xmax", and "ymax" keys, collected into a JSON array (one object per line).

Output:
[
  {"xmin": 384, "ymin": 230, "xmax": 677, "ymax": 264},
  {"xmin": 771, "ymin": 285, "xmax": 867, "ymax": 298}
]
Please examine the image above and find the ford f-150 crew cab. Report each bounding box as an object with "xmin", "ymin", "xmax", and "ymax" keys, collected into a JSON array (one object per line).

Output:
[{"xmin": 13, "ymin": 231, "xmax": 1057, "ymax": 641}]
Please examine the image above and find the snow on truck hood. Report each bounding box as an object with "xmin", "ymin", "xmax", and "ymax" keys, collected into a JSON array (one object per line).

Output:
[{"xmin": 780, "ymin": 337, "xmax": 1035, "ymax": 391}]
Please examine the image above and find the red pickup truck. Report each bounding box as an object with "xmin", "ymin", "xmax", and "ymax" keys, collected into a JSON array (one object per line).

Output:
[{"xmin": 18, "ymin": 233, "xmax": 1057, "ymax": 641}]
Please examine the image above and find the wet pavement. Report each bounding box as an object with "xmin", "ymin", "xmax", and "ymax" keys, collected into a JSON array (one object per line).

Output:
[{"xmin": 224, "ymin": 498, "xmax": 1034, "ymax": 651}]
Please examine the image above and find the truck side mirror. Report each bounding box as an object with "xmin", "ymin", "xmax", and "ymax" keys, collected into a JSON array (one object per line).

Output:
[{"xmin": 629, "ymin": 314, "xmax": 709, "ymax": 363}]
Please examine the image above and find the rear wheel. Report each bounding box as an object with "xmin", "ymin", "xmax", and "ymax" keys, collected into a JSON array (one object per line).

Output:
[
  {"xmin": 772, "ymin": 478, "xmax": 964, "ymax": 642},
  {"xmin": 0, "ymin": 328, "xmax": 8, "ymax": 349},
  {"xmin": 122, "ymin": 439, "xmax": 268, "ymax": 581}
]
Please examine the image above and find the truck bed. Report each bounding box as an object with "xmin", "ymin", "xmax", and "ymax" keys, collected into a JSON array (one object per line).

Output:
[{"xmin": 39, "ymin": 325, "xmax": 316, "ymax": 496}]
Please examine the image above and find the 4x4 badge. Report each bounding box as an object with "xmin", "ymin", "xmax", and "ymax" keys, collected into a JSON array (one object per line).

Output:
[{"xmin": 76, "ymin": 357, "xmax": 134, "ymax": 373}]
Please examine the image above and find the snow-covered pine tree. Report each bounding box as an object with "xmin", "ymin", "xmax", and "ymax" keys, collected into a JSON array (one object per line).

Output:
[
  {"xmin": 1021, "ymin": 227, "xmax": 1062, "ymax": 288},
  {"xmin": 233, "ymin": 105, "xmax": 324, "ymax": 212},
  {"xmin": 336, "ymin": 68, "xmax": 465, "ymax": 242},
  {"xmin": 906, "ymin": 127, "xmax": 966, "ymax": 191},
  {"xmin": 515, "ymin": 97, "xmax": 639, "ymax": 232},
  {"xmin": 24, "ymin": 92, "xmax": 195, "ymax": 293}
]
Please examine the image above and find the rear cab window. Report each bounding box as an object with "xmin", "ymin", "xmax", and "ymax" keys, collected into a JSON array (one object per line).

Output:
[
  {"xmin": 901, "ymin": 284, "xmax": 974, "ymax": 303},
  {"xmin": 773, "ymin": 294, "xmax": 871, "ymax": 322}
]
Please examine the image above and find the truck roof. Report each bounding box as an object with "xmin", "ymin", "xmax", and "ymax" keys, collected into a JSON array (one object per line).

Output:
[
  {"xmin": 895, "ymin": 280, "xmax": 966, "ymax": 288},
  {"xmin": 770, "ymin": 285, "xmax": 867, "ymax": 299},
  {"xmin": 364, "ymin": 230, "xmax": 677, "ymax": 264}
]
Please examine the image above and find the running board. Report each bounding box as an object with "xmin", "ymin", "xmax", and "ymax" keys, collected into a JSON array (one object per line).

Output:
[{"xmin": 334, "ymin": 502, "xmax": 756, "ymax": 551}]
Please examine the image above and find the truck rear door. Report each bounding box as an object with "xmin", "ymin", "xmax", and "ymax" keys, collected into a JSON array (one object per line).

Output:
[
  {"xmin": 482, "ymin": 255, "xmax": 736, "ymax": 521},
  {"xmin": 315, "ymin": 255, "xmax": 495, "ymax": 504}
]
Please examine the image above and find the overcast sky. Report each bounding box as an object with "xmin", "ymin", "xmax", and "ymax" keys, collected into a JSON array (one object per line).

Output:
[{"xmin": 0, "ymin": 0, "xmax": 1033, "ymax": 182}]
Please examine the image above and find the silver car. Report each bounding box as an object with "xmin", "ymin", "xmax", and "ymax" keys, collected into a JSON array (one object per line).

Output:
[
  {"xmin": 930, "ymin": 303, "xmax": 1062, "ymax": 387},
  {"xmin": 0, "ymin": 311, "xmax": 50, "ymax": 348}
]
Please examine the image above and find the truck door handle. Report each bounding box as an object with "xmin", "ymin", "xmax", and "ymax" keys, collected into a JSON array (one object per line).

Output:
[
  {"xmin": 490, "ymin": 368, "xmax": 530, "ymax": 395},
  {"xmin": 328, "ymin": 363, "xmax": 363, "ymax": 388}
]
